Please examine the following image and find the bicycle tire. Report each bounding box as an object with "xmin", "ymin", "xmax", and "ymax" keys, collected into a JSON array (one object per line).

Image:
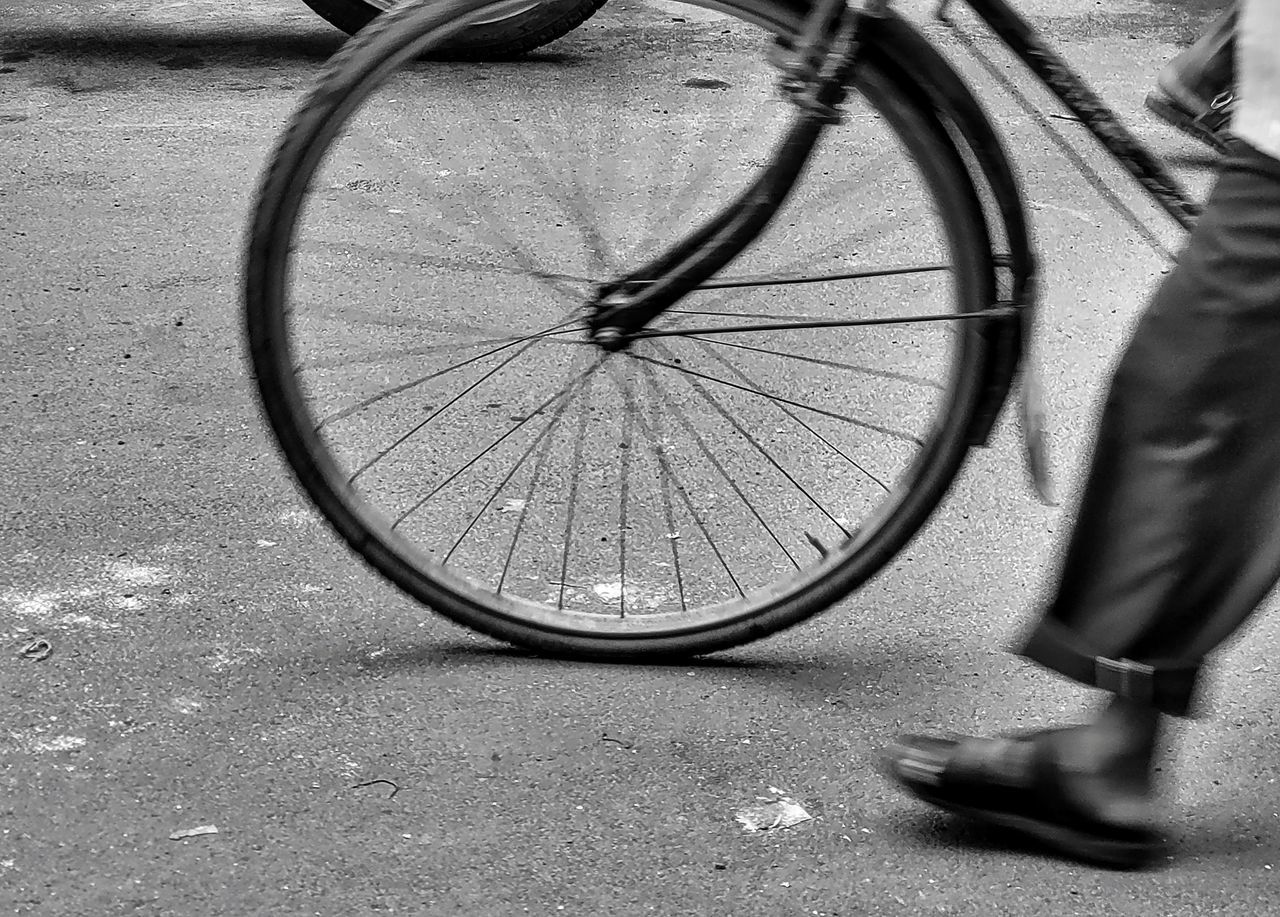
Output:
[
  {"xmin": 245, "ymin": 0, "xmax": 999, "ymax": 660},
  {"xmin": 298, "ymin": 0, "xmax": 608, "ymax": 58}
]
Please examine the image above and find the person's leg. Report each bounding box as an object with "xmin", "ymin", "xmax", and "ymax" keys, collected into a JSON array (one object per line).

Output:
[
  {"xmin": 1146, "ymin": 5, "xmax": 1236, "ymax": 150},
  {"xmin": 1023, "ymin": 0, "xmax": 1280, "ymax": 725},
  {"xmin": 1157, "ymin": 6, "xmax": 1235, "ymax": 109},
  {"xmin": 885, "ymin": 120, "xmax": 1280, "ymax": 869},
  {"xmin": 1021, "ymin": 148, "xmax": 1280, "ymax": 717}
]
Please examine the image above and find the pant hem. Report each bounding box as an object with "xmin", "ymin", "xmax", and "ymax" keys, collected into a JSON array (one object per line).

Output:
[{"xmin": 1017, "ymin": 618, "xmax": 1202, "ymax": 717}]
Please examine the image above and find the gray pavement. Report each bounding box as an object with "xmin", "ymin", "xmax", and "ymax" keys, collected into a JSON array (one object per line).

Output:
[{"xmin": 3, "ymin": 0, "xmax": 1280, "ymax": 914}]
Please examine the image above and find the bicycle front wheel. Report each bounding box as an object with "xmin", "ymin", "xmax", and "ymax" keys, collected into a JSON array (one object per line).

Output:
[{"xmin": 245, "ymin": 0, "xmax": 998, "ymax": 659}]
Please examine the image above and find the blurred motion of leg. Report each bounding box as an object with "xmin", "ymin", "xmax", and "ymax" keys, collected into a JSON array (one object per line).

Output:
[
  {"xmin": 1145, "ymin": 4, "xmax": 1236, "ymax": 151},
  {"xmin": 885, "ymin": 0, "xmax": 1280, "ymax": 869}
]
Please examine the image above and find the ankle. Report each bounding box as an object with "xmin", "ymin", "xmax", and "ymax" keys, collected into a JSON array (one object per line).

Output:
[{"xmin": 1052, "ymin": 699, "xmax": 1162, "ymax": 788}]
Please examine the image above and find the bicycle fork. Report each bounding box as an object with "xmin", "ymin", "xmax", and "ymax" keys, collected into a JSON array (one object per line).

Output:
[{"xmin": 586, "ymin": 0, "xmax": 888, "ymax": 349}]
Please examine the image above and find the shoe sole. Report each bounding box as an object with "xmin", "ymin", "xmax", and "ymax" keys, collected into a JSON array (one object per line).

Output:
[
  {"xmin": 1145, "ymin": 92, "xmax": 1230, "ymax": 154},
  {"xmin": 907, "ymin": 777, "xmax": 1164, "ymax": 870}
]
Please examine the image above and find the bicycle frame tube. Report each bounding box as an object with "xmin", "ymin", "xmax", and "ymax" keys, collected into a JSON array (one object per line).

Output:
[
  {"xmin": 587, "ymin": 116, "xmax": 829, "ymax": 345},
  {"xmin": 588, "ymin": 6, "xmax": 867, "ymax": 343},
  {"xmin": 947, "ymin": 0, "xmax": 1201, "ymax": 230}
]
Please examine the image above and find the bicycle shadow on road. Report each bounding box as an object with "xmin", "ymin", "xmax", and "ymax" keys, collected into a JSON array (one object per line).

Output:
[
  {"xmin": 351, "ymin": 640, "xmax": 794, "ymax": 674},
  {"xmin": 1, "ymin": 24, "xmax": 345, "ymax": 71},
  {"xmin": 1, "ymin": 24, "xmax": 599, "ymax": 73},
  {"xmin": 327, "ymin": 635, "xmax": 958, "ymax": 712}
]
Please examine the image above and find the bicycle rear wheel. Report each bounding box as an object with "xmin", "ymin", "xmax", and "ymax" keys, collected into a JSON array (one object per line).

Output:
[
  {"xmin": 245, "ymin": 0, "xmax": 998, "ymax": 659},
  {"xmin": 298, "ymin": 0, "xmax": 608, "ymax": 58}
]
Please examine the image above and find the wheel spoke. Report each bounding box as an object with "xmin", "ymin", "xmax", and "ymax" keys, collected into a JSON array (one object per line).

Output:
[
  {"xmin": 630, "ymin": 360, "xmax": 746, "ymax": 597},
  {"xmin": 463, "ymin": 103, "xmax": 617, "ymax": 277},
  {"xmin": 628, "ymin": 352, "xmax": 924, "ymax": 446},
  {"xmin": 686, "ymin": 339, "xmax": 891, "ymax": 494},
  {"xmin": 301, "ymin": 237, "xmax": 596, "ymax": 301},
  {"xmin": 317, "ymin": 312, "xmax": 585, "ymax": 431},
  {"xmin": 610, "ymin": 363, "xmax": 637, "ymax": 618},
  {"xmin": 555, "ymin": 373, "xmax": 597, "ymax": 610},
  {"xmin": 672, "ymin": 336, "xmax": 940, "ymax": 390},
  {"xmin": 632, "ymin": 307, "xmax": 1009, "ymax": 340},
  {"xmin": 443, "ymin": 385, "xmax": 579, "ymax": 566},
  {"xmin": 614, "ymin": 360, "xmax": 691, "ymax": 613},
  {"xmin": 391, "ymin": 356, "xmax": 606, "ymax": 529},
  {"xmin": 303, "ymin": 320, "xmax": 588, "ymax": 374},
  {"xmin": 660, "ymin": 263, "xmax": 951, "ymax": 291},
  {"xmin": 636, "ymin": 356, "xmax": 800, "ymax": 571},
  {"xmin": 497, "ymin": 390, "xmax": 582, "ymax": 594}
]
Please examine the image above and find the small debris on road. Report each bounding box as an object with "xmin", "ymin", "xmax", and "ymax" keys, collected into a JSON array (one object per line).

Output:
[
  {"xmin": 600, "ymin": 732, "xmax": 633, "ymax": 750},
  {"xmin": 169, "ymin": 825, "xmax": 219, "ymax": 841},
  {"xmin": 352, "ymin": 778, "xmax": 400, "ymax": 799},
  {"xmin": 736, "ymin": 787, "xmax": 814, "ymax": 833},
  {"xmin": 803, "ymin": 531, "xmax": 831, "ymax": 558},
  {"xmin": 19, "ymin": 639, "xmax": 51, "ymax": 661}
]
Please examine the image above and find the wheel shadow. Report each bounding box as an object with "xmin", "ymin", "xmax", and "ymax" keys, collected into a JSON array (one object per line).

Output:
[
  {"xmin": 1, "ymin": 20, "xmax": 601, "ymax": 72},
  {"xmin": 347, "ymin": 639, "xmax": 794, "ymax": 677},
  {"xmin": 1172, "ymin": 809, "xmax": 1280, "ymax": 868},
  {"xmin": 1, "ymin": 24, "xmax": 346, "ymax": 70},
  {"xmin": 303, "ymin": 633, "xmax": 959, "ymax": 714}
]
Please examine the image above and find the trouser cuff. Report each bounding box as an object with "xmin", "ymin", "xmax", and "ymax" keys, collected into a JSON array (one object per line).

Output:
[{"xmin": 1018, "ymin": 619, "xmax": 1202, "ymax": 717}]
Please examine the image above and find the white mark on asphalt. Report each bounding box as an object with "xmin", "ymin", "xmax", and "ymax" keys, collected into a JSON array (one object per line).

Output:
[
  {"xmin": 592, "ymin": 582, "xmax": 624, "ymax": 603},
  {"xmin": 1, "ymin": 560, "xmax": 176, "ymax": 640},
  {"xmin": 1029, "ymin": 200, "xmax": 1094, "ymax": 223},
  {"xmin": 27, "ymin": 735, "xmax": 87, "ymax": 754},
  {"xmin": 107, "ymin": 561, "xmax": 169, "ymax": 588},
  {"xmin": 735, "ymin": 787, "xmax": 814, "ymax": 833},
  {"xmin": 8, "ymin": 590, "xmax": 68, "ymax": 617},
  {"xmin": 105, "ymin": 595, "xmax": 145, "ymax": 611},
  {"xmin": 205, "ymin": 645, "xmax": 264, "ymax": 672},
  {"xmin": 277, "ymin": 508, "xmax": 318, "ymax": 527},
  {"xmin": 170, "ymin": 697, "xmax": 203, "ymax": 715},
  {"xmin": 591, "ymin": 580, "xmax": 670, "ymax": 610},
  {"xmin": 57, "ymin": 613, "xmax": 123, "ymax": 630}
]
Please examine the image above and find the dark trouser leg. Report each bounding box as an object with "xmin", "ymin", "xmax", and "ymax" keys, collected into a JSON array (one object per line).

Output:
[
  {"xmin": 1158, "ymin": 6, "xmax": 1236, "ymax": 108},
  {"xmin": 1020, "ymin": 141, "xmax": 1280, "ymax": 717}
]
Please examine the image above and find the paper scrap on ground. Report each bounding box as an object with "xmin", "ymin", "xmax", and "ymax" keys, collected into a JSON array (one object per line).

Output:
[
  {"xmin": 735, "ymin": 787, "xmax": 814, "ymax": 832},
  {"xmin": 20, "ymin": 639, "xmax": 52, "ymax": 661},
  {"xmin": 169, "ymin": 825, "xmax": 219, "ymax": 840}
]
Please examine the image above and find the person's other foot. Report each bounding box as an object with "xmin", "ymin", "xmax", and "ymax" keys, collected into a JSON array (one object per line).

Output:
[
  {"xmin": 1145, "ymin": 79, "xmax": 1234, "ymax": 153},
  {"xmin": 883, "ymin": 728, "xmax": 1165, "ymax": 869}
]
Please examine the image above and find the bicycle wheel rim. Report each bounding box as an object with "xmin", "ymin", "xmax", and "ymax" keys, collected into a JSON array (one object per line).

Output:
[{"xmin": 245, "ymin": 0, "xmax": 996, "ymax": 657}]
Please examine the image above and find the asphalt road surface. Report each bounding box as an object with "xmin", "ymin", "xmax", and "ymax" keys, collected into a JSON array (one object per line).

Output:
[{"xmin": 4, "ymin": 0, "xmax": 1279, "ymax": 914}]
